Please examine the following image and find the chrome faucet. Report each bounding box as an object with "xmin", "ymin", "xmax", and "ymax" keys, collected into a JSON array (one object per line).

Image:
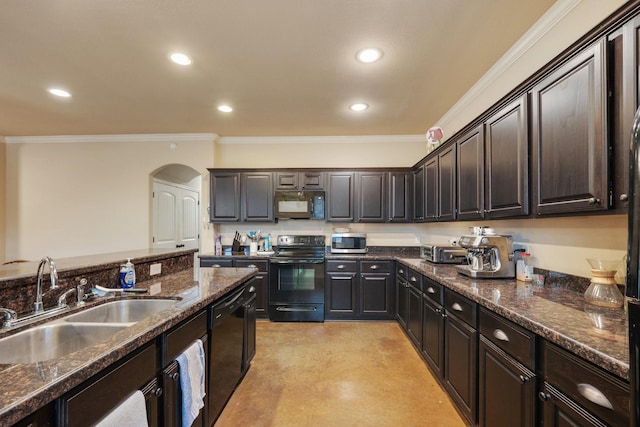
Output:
[
  {"xmin": 35, "ymin": 257, "xmax": 59, "ymax": 313},
  {"xmin": 0, "ymin": 308, "xmax": 17, "ymax": 328},
  {"xmin": 57, "ymin": 279, "xmax": 86, "ymax": 308}
]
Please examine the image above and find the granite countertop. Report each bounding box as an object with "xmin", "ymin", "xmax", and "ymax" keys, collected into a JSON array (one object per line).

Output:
[
  {"xmin": 397, "ymin": 258, "xmax": 629, "ymax": 381},
  {"xmin": 0, "ymin": 266, "xmax": 257, "ymax": 425}
]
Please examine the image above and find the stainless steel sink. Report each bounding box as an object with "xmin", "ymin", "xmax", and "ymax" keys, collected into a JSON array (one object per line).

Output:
[
  {"xmin": 0, "ymin": 322, "xmax": 128, "ymax": 364},
  {"xmin": 63, "ymin": 299, "xmax": 178, "ymax": 324}
]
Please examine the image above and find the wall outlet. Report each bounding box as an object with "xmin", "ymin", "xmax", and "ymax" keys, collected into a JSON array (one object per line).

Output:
[
  {"xmin": 150, "ymin": 263, "xmax": 162, "ymax": 276},
  {"xmin": 149, "ymin": 282, "xmax": 162, "ymax": 295}
]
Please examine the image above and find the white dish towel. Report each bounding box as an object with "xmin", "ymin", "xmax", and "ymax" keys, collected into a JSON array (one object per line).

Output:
[
  {"xmin": 94, "ymin": 390, "xmax": 149, "ymax": 427},
  {"xmin": 176, "ymin": 338, "xmax": 206, "ymax": 427}
]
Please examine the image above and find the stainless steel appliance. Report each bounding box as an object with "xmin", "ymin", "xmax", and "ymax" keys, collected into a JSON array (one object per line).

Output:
[
  {"xmin": 420, "ymin": 244, "xmax": 467, "ymax": 264},
  {"xmin": 274, "ymin": 191, "xmax": 325, "ymax": 220},
  {"xmin": 455, "ymin": 234, "xmax": 515, "ymax": 279},
  {"xmin": 330, "ymin": 233, "xmax": 367, "ymax": 254},
  {"xmin": 269, "ymin": 235, "xmax": 325, "ymax": 322},
  {"xmin": 627, "ymin": 106, "xmax": 640, "ymax": 426}
]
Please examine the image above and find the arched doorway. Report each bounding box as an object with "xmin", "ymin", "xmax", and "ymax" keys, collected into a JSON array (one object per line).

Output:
[{"xmin": 151, "ymin": 164, "xmax": 201, "ymax": 251}]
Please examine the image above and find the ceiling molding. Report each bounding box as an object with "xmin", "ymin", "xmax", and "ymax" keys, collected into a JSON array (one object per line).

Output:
[
  {"xmin": 437, "ymin": 0, "xmax": 581, "ymax": 127},
  {"xmin": 217, "ymin": 134, "xmax": 426, "ymax": 145},
  {"xmin": 4, "ymin": 133, "xmax": 218, "ymax": 144}
]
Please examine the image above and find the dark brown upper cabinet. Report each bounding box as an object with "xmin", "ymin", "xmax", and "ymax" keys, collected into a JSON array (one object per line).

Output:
[
  {"xmin": 241, "ymin": 172, "xmax": 274, "ymax": 222},
  {"xmin": 424, "ymin": 157, "xmax": 438, "ymax": 222},
  {"xmin": 438, "ymin": 145, "xmax": 457, "ymax": 221},
  {"xmin": 275, "ymin": 171, "xmax": 324, "ymax": 190},
  {"xmin": 484, "ymin": 95, "xmax": 530, "ymax": 218},
  {"xmin": 456, "ymin": 125, "xmax": 485, "ymax": 220},
  {"xmin": 388, "ymin": 171, "xmax": 412, "ymax": 223},
  {"xmin": 412, "ymin": 165, "xmax": 425, "ymax": 222},
  {"xmin": 326, "ymin": 172, "xmax": 355, "ymax": 222},
  {"xmin": 210, "ymin": 172, "xmax": 241, "ymax": 222},
  {"xmin": 355, "ymin": 171, "xmax": 387, "ymax": 222},
  {"xmin": 531, "ymin": 38, "xmax": 608, "ymax": 215}
]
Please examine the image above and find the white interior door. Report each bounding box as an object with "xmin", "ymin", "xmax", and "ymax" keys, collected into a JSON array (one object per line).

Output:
[{"xmin": 153, "ymin": 181, "xmax": 200, "ymax": 250}]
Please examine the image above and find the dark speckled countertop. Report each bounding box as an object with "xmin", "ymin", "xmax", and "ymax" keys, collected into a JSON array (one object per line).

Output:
[{"xmin": 0, "ymin": 266, "xmax": 257, "ymax": 426}]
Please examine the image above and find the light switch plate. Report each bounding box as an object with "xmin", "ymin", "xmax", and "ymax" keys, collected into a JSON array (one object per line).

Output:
[
  {"xmin": 149, "ymin": 282, "xmax": 162, "ymax": 295},
  {"xmin": 150, "ymin": 263, "xmax": 162, "ymax": 276}
]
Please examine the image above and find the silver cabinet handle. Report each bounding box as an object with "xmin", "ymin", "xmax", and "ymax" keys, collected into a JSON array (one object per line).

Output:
[
  {"xmin": 620, "ymin": 194, "xmax": 629, "ymax": 202},
  {"xmin": 337, "ymin": 265, "xmax": 345, "ymax": 269},
  {"xmin": 370, "ymin": 265, "xmax": 379, "ymax": 270},
  {"xmin": 493, "ymin": 329, "xmax": 510, "ymax": 342},
  {"xmin": 247, "ymin": 264, "xmax": 257, "ymax": 268},
  {"xmin": 399, "ymin": 268, "xmax": 404, "ymax": 274},
  {"xmin": 577, "ymin": 383, "xmax": 614, "ymax": 409},
  {"xmin": 451, "ymin": 302, "xmax": 463, "ymax": 312},
  {"xmin": 588, "ymin": 197, "xmax": 600, "ymax": 205},
  {"xmin": 213, "ymin": 264, "xmax": 221, "ymax": 268},
  {"xmin": 427, "ymin": 287, "xmax": 436, "ymax": 294},
  {"xmin": 410, "ymin": 276, "xmax": 417, "ymax": 282}
]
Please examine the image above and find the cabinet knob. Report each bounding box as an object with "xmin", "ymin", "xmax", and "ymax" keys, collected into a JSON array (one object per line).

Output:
[
  {"xmin": 171, "ymin": 372, "xmax": 179, "ymax": 381},
  {"xmin": 588, "ymin": 197, "xmax": 600, "ymax": 205},
  {"xmin": 154, "ymin": 387, "xmax": 163, "ymax": 397},
  {"xmin": 519, "ymin": 375, "xmax": 529, "ymax": 383},
  {"xmin": 538, "ymin": 392, "xmax": 549, "ymax": 402},
  {"xmin": 620, "ymin": 194, "xmax": 629, "ymax": 202}
]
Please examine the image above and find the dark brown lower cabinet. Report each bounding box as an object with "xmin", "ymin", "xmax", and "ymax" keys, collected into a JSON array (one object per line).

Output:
[
  {"xmin": 421, "ymin": 292, "xmax": 444, "ymax": 379},
  {"xmin": 444, "ymin": 312, "xmax": 477, "ymax": 425},
  {"xmin": 478, "ymin": 336, "xmax": 535, "ymax": 427},
  {"xmin": 406, "ymin": 281, "xmax": 423, "ymax": 349},
  {"xmin": 325, "ymin": 261, "xmax": 358, "ymax": 318},
  {"xmin": 12, "ymin": 403, "xmax": 55, "ymax": 427},
  {"xmin": 396, "ymin": 275, "xmax": 409, "ymax": 329}
]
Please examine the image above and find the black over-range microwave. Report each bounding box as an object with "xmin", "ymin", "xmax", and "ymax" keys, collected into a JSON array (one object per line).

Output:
[{"xmin": 274, "ymin": 191, "xmax": 325, "ymax": 220}]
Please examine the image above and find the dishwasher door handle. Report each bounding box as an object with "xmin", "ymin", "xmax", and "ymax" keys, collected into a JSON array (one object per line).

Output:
[{"xmin": 276, "ymin": 306, "xmax": 317, "ymax": 312}]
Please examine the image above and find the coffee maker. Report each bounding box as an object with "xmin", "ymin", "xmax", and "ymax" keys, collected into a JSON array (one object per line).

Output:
[{"xmin": 455, "ymin": 234, "xmax": 515, "ymax": 279}]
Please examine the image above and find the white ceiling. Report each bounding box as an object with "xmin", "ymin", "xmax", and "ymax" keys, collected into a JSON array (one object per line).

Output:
[{"xmin": 0, "ymin": 0, "xmax": 556, "ymax": 137}]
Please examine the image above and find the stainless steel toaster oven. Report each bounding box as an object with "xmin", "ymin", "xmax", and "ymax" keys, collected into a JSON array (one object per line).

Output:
[{"xmin": 420, "ymin": 244, "xmax": 467, "ymax": 264}]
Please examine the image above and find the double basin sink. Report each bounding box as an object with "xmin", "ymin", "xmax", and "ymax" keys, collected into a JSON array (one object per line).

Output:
[{"xmin": 0, "ymin": 299, "xmax": 178, "ymax": 364}]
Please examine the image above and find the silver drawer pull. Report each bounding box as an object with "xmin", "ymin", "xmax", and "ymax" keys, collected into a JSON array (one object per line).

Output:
[
  {"xmin": 451, "ymin": 302, "xmax": 463, "ymax": 312},
  {"xmin": 213, "ymin": 264, "xmax": 221, "ymax": 268},
  {"xmin": 493, "ymin": 329, "xmax": 510, "ymax": 342},
  {"xmin": 427, "ymin": 287, "xmax": 436, "ymax": 294},
  {"xmin": 577, "ymin": 383, "xmax": 614, "ymax": 409},
  {"xmin": 370, "ymin": 265, "xmax": 379, "ymax": 270},
  {"xmin": 399, "ymin": 268, "xmax": 404, "ymax": 274},
  {"xmin": 410, "ymin": 277, "xmax": 417, "ymax": 282},
  {"xmin": 337, "ymin": 265, "xmax": 345, "ymax": 269},
  {"xmin": 248, "ymin": 264, "xmax": 257, "ymax": 268}
]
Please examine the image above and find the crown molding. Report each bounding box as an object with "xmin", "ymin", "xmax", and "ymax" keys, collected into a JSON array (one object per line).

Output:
[
  {"xmin": 218, "ymin": 134, "xmax": 425, "ymax": 144},
  {"xmin": 4, "ymin": 133, "xmax": 218, "ymax": 144},
  {"xmin": 437, "ymin": 0, "xmax": 581, "ymax": 127}
]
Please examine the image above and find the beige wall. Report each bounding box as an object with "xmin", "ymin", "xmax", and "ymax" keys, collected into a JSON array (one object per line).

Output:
[
  {"xmin": 5, "ymin": 136, "xmax": 214, "ymax": 261},
  {"xmin": 0, "ymin": 137, "xmax": 5, "ymax": 264}
]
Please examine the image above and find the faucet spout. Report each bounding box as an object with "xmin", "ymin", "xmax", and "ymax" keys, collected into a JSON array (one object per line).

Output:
[{"xmin": 35, "ymin": 257, "xmax": 59, "ymax": 313}]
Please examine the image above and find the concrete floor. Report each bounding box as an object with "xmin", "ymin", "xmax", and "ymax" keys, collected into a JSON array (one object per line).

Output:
[{"xmin": 215, "ymin": 320, "xmax": 466, "ymax": 427}]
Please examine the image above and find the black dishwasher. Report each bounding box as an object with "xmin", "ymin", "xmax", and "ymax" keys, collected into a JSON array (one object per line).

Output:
[{"xmin": 208, "ymin": 284, "xmax": 251, "ymax": 425}]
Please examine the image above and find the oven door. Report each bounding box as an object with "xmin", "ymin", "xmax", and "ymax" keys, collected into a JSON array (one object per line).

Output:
[{"xmin": 268, "ymin": 260, "xmax": 325, "ymax": 322}]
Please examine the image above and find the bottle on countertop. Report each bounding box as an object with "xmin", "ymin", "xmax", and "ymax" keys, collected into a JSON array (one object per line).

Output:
[
  {"xmin": 516, "ymin": 252, "xmax": 533, "ymax": 282},
  {"xmin": 215, "ymin": 235, "xmax": 223, "ymax": 256},
  {"xmin": 119, "ymin": 258, "xmax": 136, "ymax": 288},
  {"xmin": 264, "ymin": 234, "xmax": 271, "ymax": 252}
]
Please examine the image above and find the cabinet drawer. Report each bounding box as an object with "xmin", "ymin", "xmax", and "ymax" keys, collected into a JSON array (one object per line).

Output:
[
  {"xmin": 479, "ymin": 308, "xmax": 535, "ymax": 369},
  {"xmin": 445, "ymin": 289, "xmax": 476, "ymax": 328},
  {"xmin": 326, "ymin": 260, "xmax": 357, "ymax": 273},
  {"xmin": 164, "ymin": 310, "xmax": 207, "ymax": 364},
  {"xmin": 543, "ymin": 341, "xmax": 629, "ymax": 426},
  {"xmin": 407, "ymin": 269, "xmax": 422, "ymax": 291},
  {"xmin": 201, "ymin": 258, "xmax": 233, "ymax": 268},
  {"xmin": 360, "ymin": 260, "xmax": 391, "ymax": 274},
  {"xmin": 235, "ymin": 259, "xmax": 268, "ymax": 272},
  {"xmin": 423, "ymin": 277, "xmax": 443, "ymax": 305}
]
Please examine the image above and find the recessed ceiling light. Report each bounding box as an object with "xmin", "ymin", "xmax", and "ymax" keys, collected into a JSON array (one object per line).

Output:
[
  {"xmin": 170, "ymin": 52, "xmax": 192, "ymax": 65},
  {"xmin": 349, "ymin": 103, "xmax": 369, "ymax": 112},
  {"xmin": 218, "ymin": 105, "xmax": 233, "ymax": 113},
  {"xmin": 356, "ymin": 48, "xmax": 383, "ymax": 63},
  {"xmin": 48, "ymin": 88, "xmax": 72, "ymax": 98}
]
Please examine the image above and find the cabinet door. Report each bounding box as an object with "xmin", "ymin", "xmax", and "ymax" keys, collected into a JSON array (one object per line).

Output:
[
  {"xmin": 438, "ymin": 145, "xmax": 457, "ymax": 221},
  {"xmin": 326, "ymin": 172, "xmax": 355, "ymax": 222},
  {"xmin": 457, "ymin": 125, "xmax": 485, "ymax": 220},
  {"xmin": 325, "ymin": 272, "xmax": 358, "ymax": 318},
  {"xmin": 485, "ymin": 95, "xmax": 529, "ymax": 218},
  {"xmin": 478, "ymin": 336, "xmax": 535, "ymax": 427},
  {"xmin": 444, "ymin": 313, "xmax": 478, "ymax": 426},
  {"xmin": 422, "ymin": 294, "xmax": 444, "ymax": 379},
  {"xmin": 388, "ymin": 171, "xmax": 411, "ymax": 222},
  {"xmin": 412, "ymin": 165, "xmax": 425, "ymax": 221},
  {"xmin": 300, "ymin": 171, "xmax": 324, "ymax": 190},
  {"xmin": 424, "ymin": 157, "xmax": 438, "ymax": 221},
  {"xmin": 274, "ymin": 171, "xmax": 299, "ymax": 190},
  {"xmin": 531, "ymin": 38, "xmax": 608, "ymax": 215},
  {"xmin": 396, "ymin": 277, "xmax": 409, "ymax": 329},
  {"xmin": 356, "ymin": 171, "xmax": 387, "ymax": 222},
  {"xmin": 244, "ymin": 294, "xmax": 257, "ymax": 370},
  {"xmin": 12, "ymin": 403, "xmax": 55, "ymax": 427},
  {"xmin": 407, "ymin": 284, "xmax": 423, "ymax": 349},
  {"xmin": 361, "ymin": 273, "xmax": 393, "ymax": 318},
  {"xmin": 235, "ymin": 260, "xmax": 269, "ymax": 318},
  {"xmin": 241, "ymin": 172, "xmax": 274, "ymax": 222},
  {"xmin": 210, "ymin": 172, "xmax": 241, "ymax": 222}
]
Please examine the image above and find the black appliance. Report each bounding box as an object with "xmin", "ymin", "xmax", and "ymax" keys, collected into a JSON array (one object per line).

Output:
[
  {"xmin": 330, "ymin": 233, "xmax": 368, "ymax": 254},
  {"xmin": 628, "ymin": 106, "xmax": 640, "ymax": 426},
  {"xmin": 208, "ymin": 284, "xmax": 253, "ymax": 425},
  {"xmin": 274, "ymin": 191, "xmax": 325, "ymax": 220},
  {"xmin": 269, "ymin": 235, "xmax": 325, "ymax": 322}
]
